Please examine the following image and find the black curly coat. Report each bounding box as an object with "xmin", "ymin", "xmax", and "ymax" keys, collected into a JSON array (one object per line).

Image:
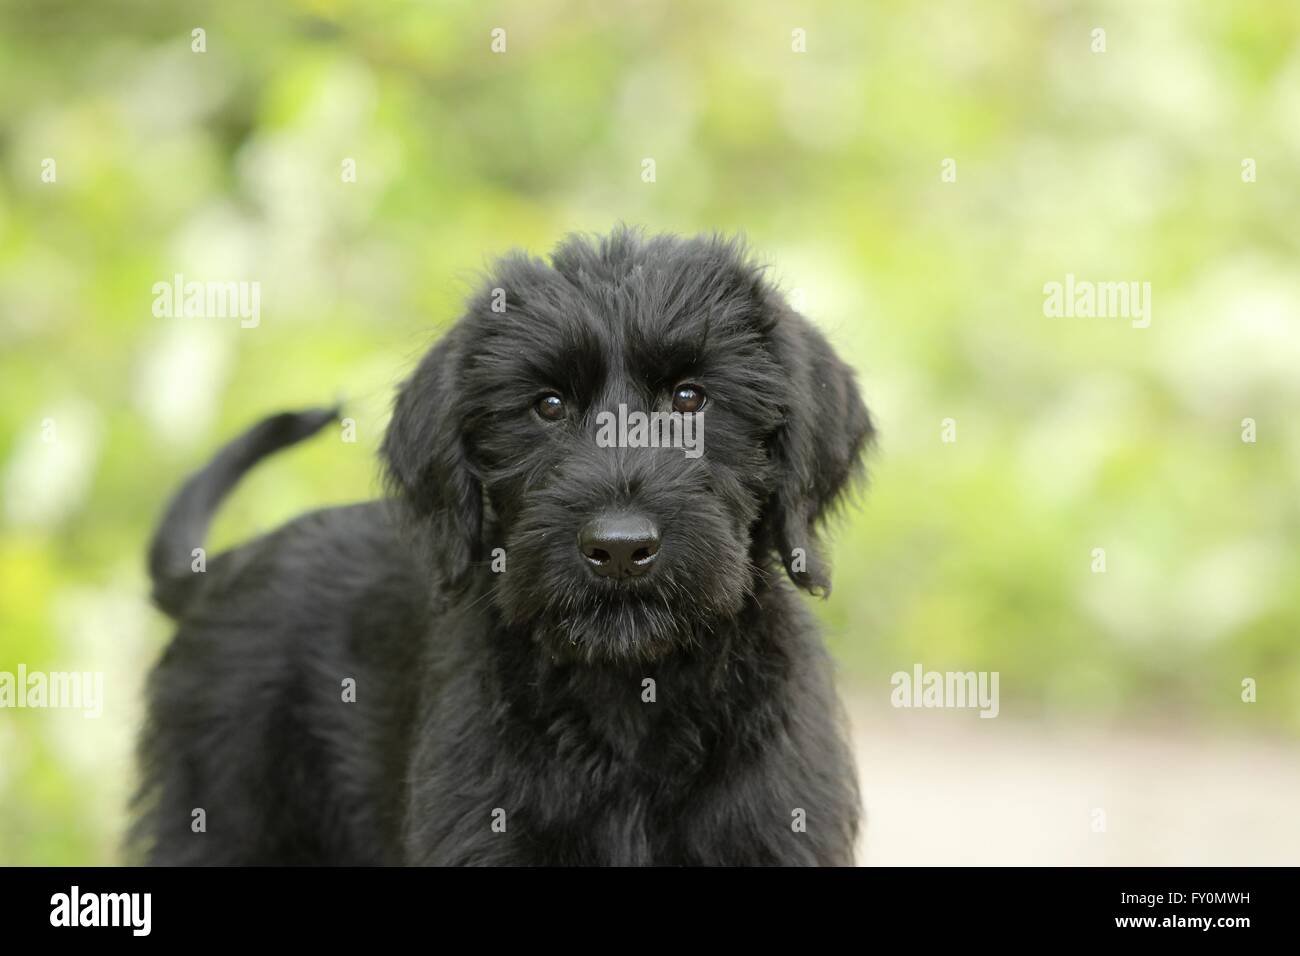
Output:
[{"xmin": 133, "ymin": 228, "xmax": 874, "ymax": 866}]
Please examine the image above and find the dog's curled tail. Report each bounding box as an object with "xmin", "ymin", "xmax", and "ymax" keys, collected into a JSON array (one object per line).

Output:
[{"xmin": 147, "ymin": 407, "xmax": 339, "ymax": 618}]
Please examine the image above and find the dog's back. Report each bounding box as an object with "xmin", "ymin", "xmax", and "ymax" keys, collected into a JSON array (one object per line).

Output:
[{"xmin": 134, "ymin": 412, "xmax": 427, "ymax": 865}]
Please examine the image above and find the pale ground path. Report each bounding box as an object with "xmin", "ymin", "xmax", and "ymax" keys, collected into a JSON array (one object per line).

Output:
[{"xmin": 846, "ymin": 698, "xmax": 1300, "ymax": 866}]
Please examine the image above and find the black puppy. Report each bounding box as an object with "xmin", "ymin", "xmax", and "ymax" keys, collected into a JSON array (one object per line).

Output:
[{"xmin": 133, "ymin": 228, "xmax": 873, "ymax": 865}]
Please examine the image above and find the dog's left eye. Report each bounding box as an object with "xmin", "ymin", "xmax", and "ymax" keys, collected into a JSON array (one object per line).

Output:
[
  {"xmin": 535, "ymin": 392, "xmax": 567, "ymax": 421},
  {"xmin": 672, "ymin": 384, "xmax": 706, "ymax": 414}
]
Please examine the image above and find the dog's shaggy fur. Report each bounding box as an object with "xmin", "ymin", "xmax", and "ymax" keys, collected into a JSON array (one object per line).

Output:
[{"xmin": 133, "ymin": 228, "xmax": 874, "ymax": 865}]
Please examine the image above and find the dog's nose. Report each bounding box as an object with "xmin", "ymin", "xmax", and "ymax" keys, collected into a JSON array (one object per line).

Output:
[{"xmin": 578, "ymin": 514, "xmax": 661, "ymax": 578}]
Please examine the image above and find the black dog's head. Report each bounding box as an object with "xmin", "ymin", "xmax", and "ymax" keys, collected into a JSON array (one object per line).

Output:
[{"xmin": 383, "ymin": 228, "xmax": 873, "ymax": 662}]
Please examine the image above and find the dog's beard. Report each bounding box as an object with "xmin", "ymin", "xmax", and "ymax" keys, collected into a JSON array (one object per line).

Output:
[
  {"xmin": 531, "ymin": 590, "xmax": 704, "ymax": 663},
  {"xmin": 493, "ymin": 508, "xmax": 754, "ymax": 665}
]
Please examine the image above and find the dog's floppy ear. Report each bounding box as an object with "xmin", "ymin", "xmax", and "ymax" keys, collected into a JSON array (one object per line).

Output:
[
  {"xmin": 381, "ymin": 327, "xmax": 482, "ymax": 588},
  {"xmin": 762, "ymin": 305, "xmax": 874, "ymax": 596}
]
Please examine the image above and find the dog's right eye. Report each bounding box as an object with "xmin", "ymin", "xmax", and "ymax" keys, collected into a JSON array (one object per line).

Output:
[{"xmin": 534, "ymin": 393, "xmax": 567, "ymax": 422}]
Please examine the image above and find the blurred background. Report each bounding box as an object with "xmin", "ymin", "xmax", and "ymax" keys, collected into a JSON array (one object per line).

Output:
[{"xmin": 1, "ymin": 0, "xmax": 1298, "ymax": 865}]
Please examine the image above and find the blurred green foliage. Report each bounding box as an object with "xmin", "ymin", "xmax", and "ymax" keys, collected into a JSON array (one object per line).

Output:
[{"xmin": 1, "ymin": 1, "xmax": 1298, "ymax": 864}]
